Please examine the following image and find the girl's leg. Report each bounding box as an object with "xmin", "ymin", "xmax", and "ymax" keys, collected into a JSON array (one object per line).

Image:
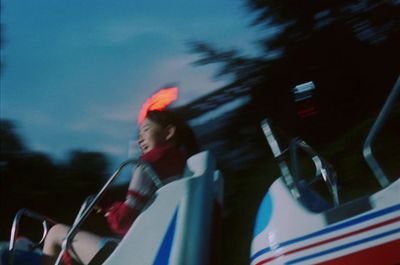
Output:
[{"xmin": 42, "ymin": 224, "xmax": 102, "ymax": 265}]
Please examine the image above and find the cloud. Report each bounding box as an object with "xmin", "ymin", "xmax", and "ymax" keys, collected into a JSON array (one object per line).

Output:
[
  {"xmin": 68, "ymin": 113, "xmax": 132, "ymax": 141},
  {"xmin": 97, "ymin": 143, "xmax": 129, "ymax": 157},
  {"xmin": 100, "ymin": 18, "xmax": 177, "ymax": 45},
  {"xmin": 189, "ymin": 95, "xmax": 251, "ymax": 126},
  {"xmin": 104, "ymin": 109, "xmax": 135, "ymax": 123},
  {"xmin": 149, "ymin": 54, "xmax": 228, "ymax": 105}
]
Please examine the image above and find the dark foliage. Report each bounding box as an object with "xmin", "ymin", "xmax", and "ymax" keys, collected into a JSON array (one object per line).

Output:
[
  {"xmin": 0, "ymin": 120, "xmax": 111, "ymax": 241},
  {"xmin": 189, "ymin": 0, "xmax": 400, "ymax": 147}
]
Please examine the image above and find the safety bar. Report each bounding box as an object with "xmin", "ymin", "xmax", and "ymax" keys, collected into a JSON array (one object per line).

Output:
[
  {"xmin": 289, "ymin": 138, "xmax": 340, "ymax": 207},
  {"xmin": 261, "ymin": 119, "xmax": 300, "ymax": 199},
  {"xmin": 8, "ymin": 209, "xmax": 57, "ymax": 265},
  {"xmin": 54, "ymin": 158, "xmax": 138, "ymax": 265},
  {"xmin": 9, "ymin": 209, "xmax": 57, "ymax": 251},
  {"xmin": 363, "ymin": 75, "xmax": 400, "ymax": 188},
  {"xmin": 72, "ymin": 195, "xmax": 95, "ymax": 227}
]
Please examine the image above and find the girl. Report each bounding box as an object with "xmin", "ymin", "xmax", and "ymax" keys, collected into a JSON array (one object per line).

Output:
[{"xmin": 41, "ymin": 110, "xmax": 199, "ymax": 265}]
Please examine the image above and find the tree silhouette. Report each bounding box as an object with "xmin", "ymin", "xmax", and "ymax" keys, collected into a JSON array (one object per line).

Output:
[
  {"xmin": 0, "ymin": 119, "xmax": 110, "ymax": 240},
  {"xmin": 189, "ymin": 0, "xmax": 400, "ymax": 145},
  {"xmin": 0, "ymin": 120, "xmax": 26, "ymax": 152},
  {"xmin": 64, "ymin": 150, "xmax": 109, "ymax": 194}
]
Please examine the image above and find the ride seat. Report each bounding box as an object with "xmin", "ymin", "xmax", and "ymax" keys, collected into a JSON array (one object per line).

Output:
[{"xmin": 99, "ymin": 151, "xmax": 222, "ymax": 265}]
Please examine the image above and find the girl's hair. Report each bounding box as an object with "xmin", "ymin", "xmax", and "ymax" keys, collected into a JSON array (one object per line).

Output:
[{"xmin": 146, "ymin": 110, "xmax": 199, "ymax": 157}]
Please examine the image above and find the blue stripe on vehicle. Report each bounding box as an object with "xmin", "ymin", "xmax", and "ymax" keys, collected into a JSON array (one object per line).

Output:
[
  {"xmin": 253, "ymin": 193, "xmax": 273, "ymax": 237},
  {"xmin": 251, "ymin": 203, "xmax": 400, "ymax": 262},
  {"xmin": 286, "ymin": 227, "xmax": 400, "ymax": 264},
  {"xmin": 153, "ymin": 207, "xmax": 179, "ymax": 265}
]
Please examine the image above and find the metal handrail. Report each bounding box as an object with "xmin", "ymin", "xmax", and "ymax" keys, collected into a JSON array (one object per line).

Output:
[
  {"xmin": 8, "ymin": 209, "xmax": 57, "ymax": 265},
  {"xmin": 9, "ymin": 209, "xmax": 57, "ymax": 251},
  {"xmin": 72, "ymin": 195, "xmax": 95, "ymax": 228},
  {"xmin": 54, "ymin": 158, "xmax": 138, "ymax": 265},
  {"xmin": 363, "ymin": 75, "xmax": 400, "ymax": 188},
  {"xmin": 260, "ymin": 120, "xmax": 339, "ymax": 207},
  {"xmin": 261, "ymin": 119, "xmax": 300, "ymax": 199},
  {"xmin": 289, "ymin": 138, "xmax": 340, "ymax": 207}
]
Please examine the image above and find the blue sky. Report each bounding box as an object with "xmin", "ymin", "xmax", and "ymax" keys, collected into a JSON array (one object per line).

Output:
[{"xmin": 1, "ymin": 0, "xmax": 260, "ymax": 166}]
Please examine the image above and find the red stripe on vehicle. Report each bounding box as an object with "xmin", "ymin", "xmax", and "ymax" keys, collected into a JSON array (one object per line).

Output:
[
  {"xmin": 255, "ymin": 216, "xmax": 400, "ymax": 265},
  {"xmin": 317, "ymin": 239, "xmax": 400, "ymax": 265}
]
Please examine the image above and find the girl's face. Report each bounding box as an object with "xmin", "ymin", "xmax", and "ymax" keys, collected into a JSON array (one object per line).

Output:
[{"xmin": 138, "ymin": 118, "xmax": 169, "ymax": 154}]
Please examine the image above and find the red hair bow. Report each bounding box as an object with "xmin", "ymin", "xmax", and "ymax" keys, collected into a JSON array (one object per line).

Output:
[{"xmin": 138, "ymin": 86, "xmax": 179, "ymax": 124}]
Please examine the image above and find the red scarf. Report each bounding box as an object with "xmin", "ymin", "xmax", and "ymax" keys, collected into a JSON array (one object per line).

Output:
[{"xmin": 140, "ymin": 144, "xmax": 186, "ymax": 179}]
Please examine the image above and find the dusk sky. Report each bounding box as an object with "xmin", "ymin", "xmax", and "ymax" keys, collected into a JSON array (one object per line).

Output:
[{"xmin": 1, "ymin": 0, "xmax": 262, "ymax": 166}]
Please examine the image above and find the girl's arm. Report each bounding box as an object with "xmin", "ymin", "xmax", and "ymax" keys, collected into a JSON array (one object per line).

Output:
[{"xmin": 105, "ymin": 164, "xmax": 156, "ymax": 236}]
